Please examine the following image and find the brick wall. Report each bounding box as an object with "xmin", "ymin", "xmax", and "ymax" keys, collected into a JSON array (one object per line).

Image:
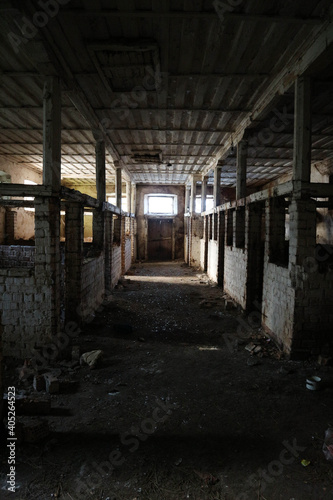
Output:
[
  {"xmin": 294, "ymin": 266, "xmax": 333, "ymax": 352},
  {"xmin": 0, "ymin": 268, "xmax": 56, "ymax": 358},
  {"xmin": 224, "ymin": 246, "xmax": 247, "ymax": 309},
  {"xmin": 189, "ymin": 216, "xmax": 203, "ymax": 267},
  {"xmin": 111, "ymin": 244, "xmax": 122, "ymax": 288},
  {"xmin": 0, "ymin": 245, "xmax": 35, "ymax": 268},
  {"xmin": 124, "ymin": 238, "xmax": 132, "ymax": 272},
  {"xmin": 261, "ymin": 263, "xmax": 294, "ymax": 352},
  {"xmin": 207, "ymin": 241, "xmax": 219, "ymax": 282}
]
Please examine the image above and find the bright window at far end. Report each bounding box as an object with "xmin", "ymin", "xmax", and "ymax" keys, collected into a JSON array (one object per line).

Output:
[{"xmin": 144, "ymin": 194, "xmax": 178, "ymax": 216}]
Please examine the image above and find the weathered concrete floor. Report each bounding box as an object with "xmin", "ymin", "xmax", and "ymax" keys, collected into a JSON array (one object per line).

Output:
[{"xmin": 2, "ymin": 261, "xmax": 333, "ymax": 499}]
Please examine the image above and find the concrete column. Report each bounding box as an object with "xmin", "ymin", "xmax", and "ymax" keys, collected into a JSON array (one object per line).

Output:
[
  {"xmin": 94, "ymin": 140, "xmax": 106, "ymax": 249},
  {"xmin": 201, "ymin": 176, "xmax": 208, "ymax": 213},
  {"xmin": 104, "ymin": 211, "xmax": 113, "ymax": 294},
  {"xmin": 4, "ymin": 209, "xmax": 16, "ymax": 244},
  {"xmin": 293, "ymin": 76, "xmax": 312, "ymax": 183},
  {"xmin": 185, "ymin": 186, "xmax": 191, "ymax": 213},
  {"xmin": 96, "ymin": 141, "xmax": 106, "ymax": 203},
  {"xmin": 131, "ymin": 182, "xmax": 136, "ymax": 216},
  {"xmin": 34, "ymin": 197, "xmax": 61, "ymax": 341},
  {"xmin": 121, "ymin": 216, "xmax": 126, "ymax": 274},
  {"xmin": 236, "ymin": 140, "xmax": 247, "ymax": 200},
  {"xmin": 65, "ymin": 202, "xmax": 84, "ymax": 325},
  {"xmin": 0, "ymin": 320, "xmax": 3, "ymax": 424},
  {"xmin": 213, "ymin": 166, "xmax": 222, "ymax": 207},
  {"xmin": 289, "ymin": 198, "xmax": 316, "ymax": 266},
  {"xmin": 126, "ymin": 181, "xmax": 132, "ymax": 213},
  {"xmin": 43, "ymin": 76, "xmax": 61, "ymax": 191},
  {"xmin": 190, "ymin": 176, "xmax": 197, "ymax": 214},
  {"xmin": 115, "ymin": 167, "xmax": 122, "ymax": 210}
]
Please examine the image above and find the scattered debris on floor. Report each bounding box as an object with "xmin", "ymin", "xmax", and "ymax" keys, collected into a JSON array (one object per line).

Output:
[
  {"xmin": 2, "ymin": 263, "xmax": 333, "ymax": 500},
  {"xmin": 80, "ymin": 349, "xmax": 104, "ymax": 369},
  {"xmin": 323, "ymin": 428, "xmax": 333, "ymax": 461}
]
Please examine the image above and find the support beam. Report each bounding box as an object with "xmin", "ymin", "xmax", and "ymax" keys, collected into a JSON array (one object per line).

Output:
[
  {"xmin": 184, "ymin": 186, "xmax": 190, "ymax": 214},
  {"xmin": 236, "ymin": 140, "xmax": 248, "ymax": 200},
  {"xmin": 131, "ymin": 183, "xmax": 136, "ymax": 216},
  {"xmin": 213, "ymin": 166, "xmax": 222, "ymax": 208},
  {"xmin": 201, "ymin": 176, "xmax": 208, "ymax": 213},
  {"xmin": 43, "ymin": 77, "xmax": 61, "ymax": 191},
  {"xmin": 190, "ymin": 176, "xmax": 197, "ymax": 214},
  {"xmin": 293, "ymin": 77, "xmax": 312, "ymax": 182},
  {"xmin": 95, "ymin": 140, "xmax": 106, "ymax": 203},
  {"xmin": 126, "ymin": 181, "xmax": 132, "ymax": 213},
  {"xmin": 65, "ymin": 202, "xmax": 84, "ymax": 325},
  {"xmin": 115, "ymin": 166, "xmax": 122, "ymax": 210},
  {"xmin": 94, "ymin": 140, "xmax": 106, "ymax": 249},
  {"xmin": 202, "ymin": 7, "xmax": 333, "ymax": 176},
  {"xmin": 224, "ymin": 13, "xmax": 322, "ymax": 24}
]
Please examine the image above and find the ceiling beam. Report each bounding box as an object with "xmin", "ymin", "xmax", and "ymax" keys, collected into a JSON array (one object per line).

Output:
[
  {"xmin": 95, "ymin": 108, "xmax": 250, "ymax": 113},
  {"xmin": 224, "ymin": 13, "xmax": 323, "ymax": 25},
  {"xmin": 203, "ymin": 7, "xmax": 333, "ymax": 175},
  {"xmin": 64, "ymin": 9, "xmax": 219, "ymax": 19},
  {"xmin": 2, "ymin": 2, "xmax": 132, "ymax": 182},
  {"xmin": 0, "ymin": 128, "xmax": 233, "ymax": 134}
]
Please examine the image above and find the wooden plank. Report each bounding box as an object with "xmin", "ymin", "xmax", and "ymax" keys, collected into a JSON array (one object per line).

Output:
[
  {"xmin": 115, "ymin": 167, "xmax": 122, "ymax": 209},
  {"xmin": 224, "ymin": 13, "xmax": 323, "ymax": 25},
  {"xmin": 203, "ymin": 7, "xmax": 333, "ymax": 174},
  {"xmin": 293, "ymin": 77, "xmax": 312, "ymax": 182},
  {"xmin": 0, "ymin": 200, "xmax": 35, "ymax": 208},
  {"xmin": 236, "ymin": 140, "xmax": 247, "ymax": 200},
  {"xmin": 61, "ymin": 186, "xmax": 100, "ymax": 208},
  {"xmin": 0, "ymin": 184, "xmax": 52, "ymax": 197},
  {"xmin": 96, "ymin": 141, "xmax": 106, "ymax": 203},
  {"xmin": 65, "ymin": 10, "xmax": 219, "ymax": 19}
]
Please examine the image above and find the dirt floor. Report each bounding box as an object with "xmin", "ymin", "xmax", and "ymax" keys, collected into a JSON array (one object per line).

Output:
[{"xmin": 1, "ymin": 261, "xmax": 333, "ymax": 500}]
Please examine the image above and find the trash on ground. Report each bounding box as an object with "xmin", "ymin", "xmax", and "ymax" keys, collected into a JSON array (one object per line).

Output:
[
  {"xmin": 306, "ymin": 376, "xmax": 322, "ymax": 391},
  {"xmin": 323, "ymin": 428, "xmax": 333, "ymax": 461},
  {"xmin": 245, "ymin": 342, "xmax": 256, "ymax": 353},
  {"xmin": 194, "ymin": 470, "xmax": 219, "ymax": 485},
  {"xmin": 80, "ymin": 350, "xmax": 104, "ymax": 369}
]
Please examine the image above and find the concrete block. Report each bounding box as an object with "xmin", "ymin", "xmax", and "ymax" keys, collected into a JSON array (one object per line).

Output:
[{"xmin": 44, "ymin": 373, "xmax": 60, "ymax": 394}]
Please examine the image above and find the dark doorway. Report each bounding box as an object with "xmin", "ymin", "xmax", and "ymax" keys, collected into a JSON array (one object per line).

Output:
[
  {"xmin": 247, "ymin": 202, "xmax": 265, "ymax": 313},
  {"xmin": 148, "ymin": 218, "xmax": 173, "ymax": 261}
]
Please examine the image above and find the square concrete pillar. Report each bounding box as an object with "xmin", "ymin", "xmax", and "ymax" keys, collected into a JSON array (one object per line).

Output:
[
  {"xmin": 34, "ymin": 196, "xmax": 61, "ymax": 340},
  {"xmin": 201, "ymin": 176, "xmax": 208, "ymax": 213},
  {"xmin": 213, "ymin": 166, "xmax": 222, "ymax": 207},
  {"xmin": 65, "ymin": 202, "xmax": 84, "ymax": 325},
  {"xmin": 43, "ymin": 77, "xmax": 61, "ymax": 191},
  {"xmin": 289, "ymin": 198, "xmax": 316, "ymax": 267},
  {"xmin": 104, "ymin": 211, "xmax": 114, "ymax": 294},
  {"xmin": 236, "ymin": 140, "xmax": 247, "ymax": 200},
  {"xmin": 293, "ymin": 77, "xmax": 312, "ymax": 183}
]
